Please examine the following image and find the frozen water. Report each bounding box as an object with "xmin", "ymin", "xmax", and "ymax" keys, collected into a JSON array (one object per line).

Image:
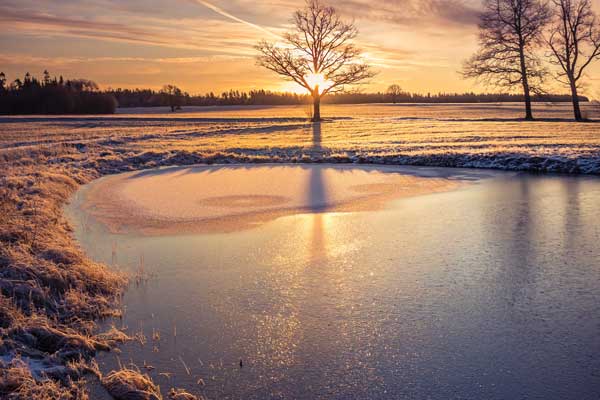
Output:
[{"xmin": 67, "ymin": 164, "xmax": 600, "ymax": 400}]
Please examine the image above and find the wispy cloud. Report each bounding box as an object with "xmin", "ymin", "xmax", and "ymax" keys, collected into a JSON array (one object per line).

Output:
[
  {"xmin": 0, "ymin": 6, "xmax": 263, "ymax": 55},
  {"xmin": 334, "ymin": 0, "xmax": 480, "ymax": 27},
  {"xmin": 0, "ymin": 53, "xmax": 250, "ymax": 67},
  {"xmin": 191, "ymin": 0, "xmax": 281, "ymax": 39}
]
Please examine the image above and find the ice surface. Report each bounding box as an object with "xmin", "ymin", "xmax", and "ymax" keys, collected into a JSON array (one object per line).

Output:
[
  {"xmin": 68, "ymin": 168, "xmax": 600, "ymax": 400},
  {"xmin": 82, "ymin": 164, "xmax": 481, "ymax": 234}
]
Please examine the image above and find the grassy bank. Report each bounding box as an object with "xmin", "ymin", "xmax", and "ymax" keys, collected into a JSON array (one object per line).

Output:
[{"xmin": 0, "ymin": 147, "xmax": 126, "ymax": 398}]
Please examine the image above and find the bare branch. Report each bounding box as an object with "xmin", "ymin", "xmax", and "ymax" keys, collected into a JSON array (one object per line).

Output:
[{"xmin": 546, "ymin": 0, "xmax": 600, "ymax": 119}]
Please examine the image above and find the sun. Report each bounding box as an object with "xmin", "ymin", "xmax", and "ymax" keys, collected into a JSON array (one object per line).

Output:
[{"xmin": 304, "ymin": 73, "xmax": 332, "ymax": 94}]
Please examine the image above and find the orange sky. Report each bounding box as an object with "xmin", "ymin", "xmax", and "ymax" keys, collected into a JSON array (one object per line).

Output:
[{"xmin": 1, "ymin": 0, "xmax": 599, "ymax": 96}]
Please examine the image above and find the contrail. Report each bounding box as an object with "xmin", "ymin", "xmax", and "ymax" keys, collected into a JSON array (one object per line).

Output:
[{"xmin": 192, "ymin": 0, "xmax": 281, "ymax": 39}]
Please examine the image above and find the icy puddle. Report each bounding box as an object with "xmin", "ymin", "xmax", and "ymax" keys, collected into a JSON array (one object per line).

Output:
[{"xmin": 66, "ymin": 165, "xmax": 600, "ymax": 399}]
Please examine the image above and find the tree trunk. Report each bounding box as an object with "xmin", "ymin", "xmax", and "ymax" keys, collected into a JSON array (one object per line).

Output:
[
  {"xmin": 523, "ymin": 84, "xmax": 533, "ymax": 121},
  {"xmin": 312, "ymin": 88, "xmax": 321, "ymax": 122},
  {"xmin": 518, "ymin": 45, "xmax": 534, "ymax": 121},
  {"xmin": 569, "ymin": 79, "xmax": 583, "ymax": 121}
]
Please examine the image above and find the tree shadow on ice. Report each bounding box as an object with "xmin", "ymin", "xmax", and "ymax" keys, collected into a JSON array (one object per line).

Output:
[{"xmin": 307, "ymin": 122, "xmax": 328, "ymax": 264}]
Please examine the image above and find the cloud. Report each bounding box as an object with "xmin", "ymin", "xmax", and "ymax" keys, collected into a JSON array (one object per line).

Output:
[
  {"xmin": 0, "ymin": 5, "xmax": 267, "ymax": 55},
  {"xmin": 225, "ymin": 0, "xmax": 480, "ymax": 28},
  {"xmin": 190, "ymin": 0, "xmax": 281, "ymax": 38},
  {"xmin": 0, "ymin": 53, "xmax": 250, "ymax": 67},
  {"xmin": 331, "ymin": 0, "xmax": 480, "ymax": 28}
]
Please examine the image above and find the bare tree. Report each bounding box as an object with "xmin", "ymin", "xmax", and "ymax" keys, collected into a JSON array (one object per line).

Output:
[
  {"xmin": 547, "ymin": 0, "xmax": 600, "ymax": 121},
  {"xmin": 387, "ymin": 84, "xmax": 403, "ymax": 104},
  {"xmin": 68, "ymin": 79, "xmax": 99, "ymax": 92},
  {"xmin": 463, "ymin": 0, "xmax": 551, "ymax": 120},
  {"xmin": 256, "ymin": 0, "xmax": 374, "ymax": 121},
  {"xmin": 160, "ymin": 84, "xmax": 183, "ymax": 112}
]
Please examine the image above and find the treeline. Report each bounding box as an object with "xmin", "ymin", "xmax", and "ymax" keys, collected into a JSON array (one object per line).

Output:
[
  {"xmin": 108, "ymin": 87, "xmax": 586, "ymax": 108},
  {"xmin": 324, "ymin": 91, "xmax": 587, "ymax": 104},
  {"xmin": 0, "ymin": 71, "xmax": 117, "ymax": 115},
  {"xmin": 108, "ymin": 88, "xmax": 307, "ymax": 108},
  {"xmin": 0, "ymin": 71, "xmax": 589, "ymax": 115}
]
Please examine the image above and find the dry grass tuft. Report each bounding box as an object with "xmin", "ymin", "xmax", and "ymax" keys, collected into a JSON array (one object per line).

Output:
[
  {"xmin": 0, "ymin": 358, "xmax": 89, "ymax": 400},
  {"xmin": 168, "ymin": 388, "xmax": 205, "ymax": 400},
  {"xmin": 96, "ymin": 326, "xmax": 132, "ymax": 345},
  {"xmin": 101, "ymin": 368, "xmax": 162, "ymax": 400}
]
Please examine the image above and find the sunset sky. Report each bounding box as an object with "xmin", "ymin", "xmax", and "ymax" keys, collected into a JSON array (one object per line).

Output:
[{"xmin": 1, "ymin": 0, "xmax": 600, "ymax": 95}]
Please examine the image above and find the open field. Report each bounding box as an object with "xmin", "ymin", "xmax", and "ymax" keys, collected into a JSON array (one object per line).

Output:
[
  {"xmin": 3, "ymin": 103, "xmax": 600, "ymax": 175},
  {"xmin": 2, "ymin": 103, "xmax": 600, "ymax": 399}
]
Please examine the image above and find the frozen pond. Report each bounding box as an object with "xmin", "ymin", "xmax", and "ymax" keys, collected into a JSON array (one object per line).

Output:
[{"xmin": 66, "ymin": 164, "xmax": 600, "ymax": 399}]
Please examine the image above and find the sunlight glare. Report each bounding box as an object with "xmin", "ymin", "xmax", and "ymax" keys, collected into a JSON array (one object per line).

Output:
[{"xmin": 305, "ymin": 73, "xmax": 332, "ymax": 94}]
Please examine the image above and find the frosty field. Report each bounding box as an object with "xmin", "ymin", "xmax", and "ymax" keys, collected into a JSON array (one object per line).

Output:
[{"xmin": 3, "ymin": 103, "xmax": 600, "ymax": 175}]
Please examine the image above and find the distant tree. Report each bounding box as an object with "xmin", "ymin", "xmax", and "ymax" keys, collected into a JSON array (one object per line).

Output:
[
  {"xmin": 68, "ymin": 79, "xmax": 99, "ymax": 92},
  {"xmin": 547, "ymin": 0, "xmax": 600, "ymax": 121},
  {"xmin": 0, "ymin": 72, "xmax": 5, "ymax": 92},
  {"xmin": 463, "ymin": 0, "xmax": 551, "ymax": 120},
  {"xmin": 10, "ymin": 79, "xmax": 22, "ymax": 91},
  {"xmin": 160, "ymin": 84, "xmax": 183, "ymax": 112},
  {"xmin": 23, "ymin": 72, "xmax": 32, "ymax": 89},
  {"xmin": 387, "ymin": 84, "xmax": 403, "ymax": 103},
  {"xmin": 43, "ymin": 70, "xmax": 51, "ymax": 86},
  {"xmin": 256, "ymin": 0, "xmax": 374, "ymax": 121}
]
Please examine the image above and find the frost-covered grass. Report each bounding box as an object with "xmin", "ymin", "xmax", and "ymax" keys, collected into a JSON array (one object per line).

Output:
[
  {"xmin": 1, "ymin": 103, "xmax": 600, "ymax": 398},
  {"xmin": 0, "ymin": 164, "xmax": 126, "ymax": 398},
  {"xmin": 2, "ymin": 103, "xmax": 600, "ymax": 174}
]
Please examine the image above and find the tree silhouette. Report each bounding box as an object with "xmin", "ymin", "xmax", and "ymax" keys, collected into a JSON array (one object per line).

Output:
[
  {"xmin": 160, "ymin": 84, "xmax": 183, "ymax": 112},
  {"xmin": 11, "ymin": 79, "xmax": 22, "ymax": 91},
  {"xmin": 463, "ymin": 0, "xmax": 551, "ymax": 120},
  {"xmin": 547, "ymin": 0, "xmax": 600, "ymax": 121},
  {"xmin": 67, "ymin": 79, "xmax": 98, "ymax": 92},
  {"xmin": 256, "ymin": 0, "xmax": 374, "ymax": 121},
  {"xmin": 0, "ymin": 72, "xmax": 5, "ymax": 92},
  {"xmin": 43, "ymin": 70, "xmax": 51, "ymax": 86},
  {"xmin": 387, "ymin": 84, "xmax": 403, "ymax": 104},
  {"xmin": 23, "ymin": 72, "xmax": 32, "ymax": 88}
]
